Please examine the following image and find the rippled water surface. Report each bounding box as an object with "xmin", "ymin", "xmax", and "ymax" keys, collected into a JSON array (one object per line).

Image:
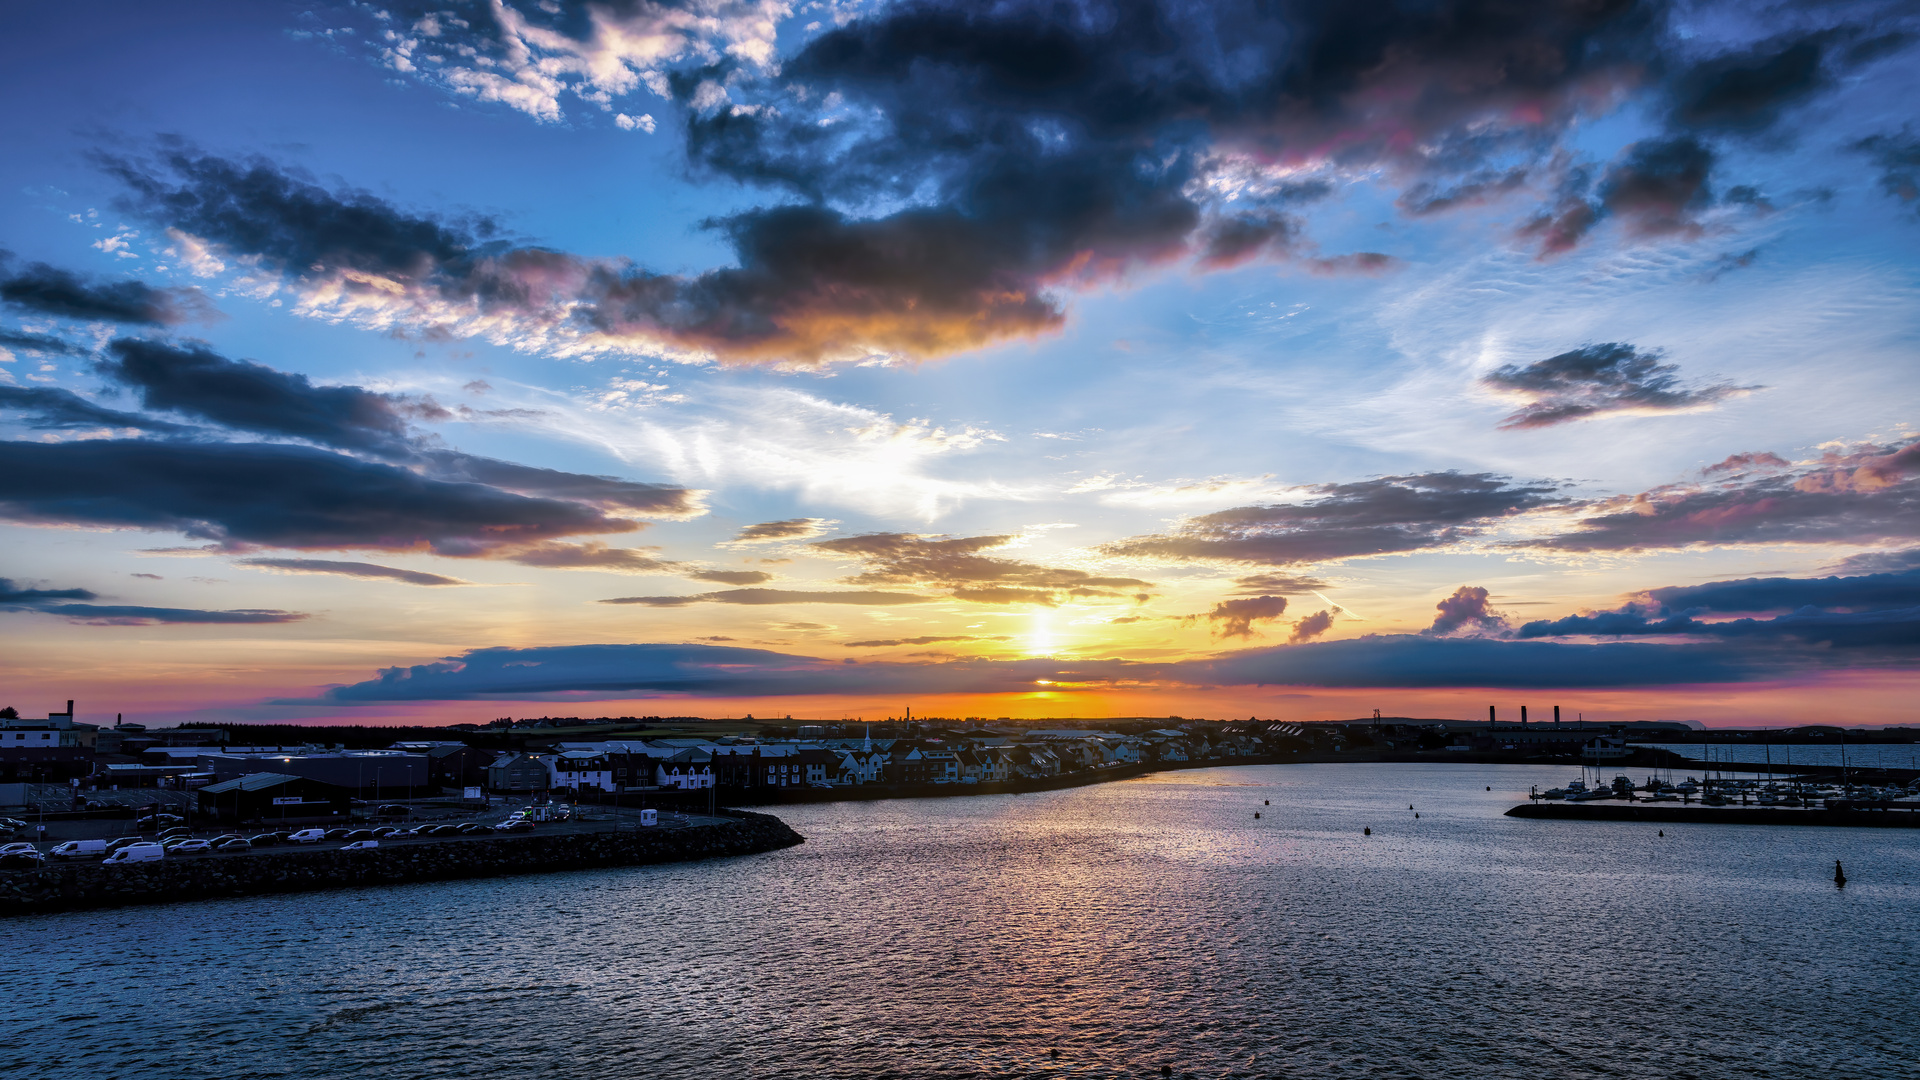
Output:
[{"xmin": 9, "ymin": 763, "xmax": 1919, "ymax": 1080}]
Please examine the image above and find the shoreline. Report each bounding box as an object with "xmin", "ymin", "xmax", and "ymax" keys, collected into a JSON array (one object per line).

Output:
[
  {"xmin": 0, "ymin": 808, "xmax": 803, "ymax": 917},
  {"xmin": 629, "ymin": 750, "xmax": 1917, "ymax": 810}
]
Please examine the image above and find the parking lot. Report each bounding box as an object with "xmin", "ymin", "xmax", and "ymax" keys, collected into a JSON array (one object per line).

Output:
[{"xmin": 0, "ymin": 804, "xmax": 731, "ymax": 864}]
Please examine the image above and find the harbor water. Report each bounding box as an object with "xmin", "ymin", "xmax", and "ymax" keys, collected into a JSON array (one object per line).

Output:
[{"xmin": 8, "ymin": 762, "xmax": 1918, "ymax": 1079}]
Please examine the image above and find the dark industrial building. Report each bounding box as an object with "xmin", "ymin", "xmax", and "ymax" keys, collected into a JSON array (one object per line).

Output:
[
  {"xmin": 197, "ymin": 773, "xmax": 352, "ymax": 824},
  {"xmin": 205, "ymin": 750, "xmax": 430, "ymax": 796}
]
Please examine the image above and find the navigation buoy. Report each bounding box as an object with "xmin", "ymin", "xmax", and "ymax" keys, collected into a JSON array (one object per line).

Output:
[
  {"xmin": 1264, "ymin": 799, "xmax": 1269, "ymax": 805},
  {"xmin": 1254, "ymin": 812, "xmax": 1260, "ymax": 819},
  {"xmin": 1414, "ymin": 812, "xmax": 1419, "ymax": 819},
  {"xmin": 1835, "ymin": 860, "xmax": 1847, "ymax": 887},
  {"xmin": 1486, "ymin": 786, "xmax": 1491, "ymax": 791},
  {"xmin": 1658, "ymin": 830, "xmax": 1664, "ymax": 837},
  {"xmin": 1162, "ymin": 1067, "xmax": 1173, "ymax": 1077},
  {"xmin": 1363, "ymin": 827, "xmax": 1371, "ymax": 835},
  {"xmin": 1051, "ymin": 1048, "xmax": 1060, "ymax": 1060},
  {"xmin": 1409, "ymin": 804, "xmax": 1414, "ymax": 810}
]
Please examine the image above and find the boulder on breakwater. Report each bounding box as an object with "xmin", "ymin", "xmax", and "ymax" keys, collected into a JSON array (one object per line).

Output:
[{"xmin": 0, "ymin": 810, "xmax": 804, "ymax": 916}]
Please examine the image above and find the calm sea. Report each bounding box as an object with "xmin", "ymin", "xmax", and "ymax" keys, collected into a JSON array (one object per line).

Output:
[{"xmin": 8, "ymin": 763, "xmax": 1917, "ymax": 1079}]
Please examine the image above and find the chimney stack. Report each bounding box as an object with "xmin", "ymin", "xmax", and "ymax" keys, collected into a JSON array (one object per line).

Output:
[
  {"xmin": 1488, "ymin": 705, "xmax": 1496, "ymax": 727},
  {"xmin": 1521, "ymin": 705, "xmax": 1528, "ymax": 726},
  {"xmin": 1554, "ymin": 705, "xmax": 1561, "ymax": 726}
]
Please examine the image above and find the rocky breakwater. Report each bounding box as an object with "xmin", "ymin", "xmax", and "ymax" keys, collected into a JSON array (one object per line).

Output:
[{"xmin": 0, "ymin": 810, "xmax": 804, "ymax": 916}]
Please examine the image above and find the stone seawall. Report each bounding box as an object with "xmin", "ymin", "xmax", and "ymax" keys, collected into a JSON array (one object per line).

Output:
[{"xmin": 0, "ymin": 810, "xmax": 803, "ymax": 917}]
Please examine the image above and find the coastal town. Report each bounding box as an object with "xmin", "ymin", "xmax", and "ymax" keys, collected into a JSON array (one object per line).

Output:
[{"xmin": 0, "ymin": 700, "xmax": 1732, "ymax": 811}]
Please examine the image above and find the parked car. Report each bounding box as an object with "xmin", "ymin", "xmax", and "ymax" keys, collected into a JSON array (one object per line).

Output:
[
  {"xmin": 385, "ymin": 826, "xmax": 422, "ymax": 838},
  {"xmin": 207, "ymin": 834, "xmax": 243, "ymax": 846},
  {"xmin": 157, "ymin": 827, "xmax": 192, "ymax": 841},
  {"xmin": 104, "ymin": 836, "xmax": 146, "ymax": 854},
  {"xmin": 0, "ymin": 842, "xmax": 38, "ymax": 856},
  {"xmin": 248, "ymin": 833, "xmax": 286, "ymax": 847},
  {"xmin": 50, "ymin": 839, "xmax": 108, "ymax": 860},
  {"xmin": 340, "ymin": 840, "xmax": 380, "ymax": 852},
  {"xmin": 159, "ymin": 837, "xmax": 195, "ymax": 850},
  {"xmin": 139, "ymin": 815, "xmax": 184, "ymax": 830},
  {"xmin": 103, "ymin": 843, "xmax": 165, "ymax": 864},
  {"xmin": 0, "ymin": 817, "xmax": 28, "ymax": 833},
  {"xmin": 455, "ymin": 823, "xmax": 491, "ymax": 835},
  {"xmin": 216, "ymin": 838, "xmax": 252, "ymax": 852},
  {"xmin": 171, "ymin": 839, "xmax": 214, "ymax": 854},
  {"xmin": 322, "ymin": 828, "xmax": 353, "ymax": 841},
  {"xmin": 376, "ymin": 804, "xmax": 412, "ymax": 817},
  {"xmin": 0, "ymin": 851, "xmax": 47, "ymax": 868},
  {"xmin": 288, "ymin": 829, "xmax": 327, "ymax": 844},
  {"xmin": 492, "ymin": 820, "xmax": 535, "ymax": 832},
  {"xmin": 342, "ymin": 829, "xmax": 375, "ymax": 842}
]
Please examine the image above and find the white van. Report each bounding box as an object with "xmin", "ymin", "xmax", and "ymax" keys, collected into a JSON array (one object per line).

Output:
[
  {"xmin": 50, "ymin": 839, "xmax": 107, "ymax": 860},
  {"xmin": 288, "ymin": 829, "xmax": 327, "ymax": 844},
  {"xmin": 103, "ymin": 842, "xmax": 164, "ymax": 864}
]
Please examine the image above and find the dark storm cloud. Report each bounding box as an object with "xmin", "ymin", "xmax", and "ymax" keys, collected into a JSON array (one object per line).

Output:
[
  {"xmin": 1288, "ymin": 610, "xmax": 1335, "ymax": 644},
  {"xmin": 600, "ymin": 588, "xmax": 932, "ymax": 607},
  {"xmin": 0, "ymin": 385, "xmax": 192, "ymax": 434},
  {"xmin": 0, "ymin": 577, "xmax": 97, "ymax": 604},
  {"xmin": 1646, "ymin": 569, "xmax": 1920, "ymax": 614},
  {"xmin": 1424, "ymin": 585, "xmax": 1507, "ymax": 637},
  {"xmin": 1482, "ymin": 342, "xmax": 1752, "ymax": 428},
  {"xmin": 0, "ymin": 439, "xmax": 641, "ymax": 554},
  {"xmin": 0, "ymin": 329, "xmax": 91, "ymax": 357},
  {"xmin": 1204, "ymin": 595, "xmax": 1288, "ymax": 639},
  {"xmin": 316, "ymin": 633, "xmax": 1773, "ymax": 702},
  {"xmin": 1104, "ymin": 472, "xmax": 1563, "ymax": 566},
  {"xmin": 1533, "ymin": 436, "xmax": 1920, "ymax": 552},
  {"xmin": 1852, "ymin": 129, "xmax": 1920, "ymax": 210},
  {"xmin": 1517, "ymin": 604, "xmax": 1920, "ymax": 650},
  {"xmin": 235, "ymin": 558, "xmax": 471, "ymax": 586},
  {"xmin": 1599, "ymin": 136, "xmax": 1717, "ymax": 239},
  {"xmin": 728, "ymin": 518, "xmax": 832, "ymax": 543},
  {"xmin": 1666, "ymin": 27, "xmax": 1912, "ymax": 135},
  {"xmin": 420, "ymin": 453, "xmax": 700, "ymax": 516},
  {"xmin": 0, "ymin": 259, "xmax": 215, "ymax": 326},
  {"xmin": 98, "ymin": 338, "xmax": 423, "ymax": 455},
  {"xmin": 90, "ymin": 338, "xmax": 700, "ymax": 514},
  {"xmin": 0, "ymin": 575, "xmax": 305, "ymax": 624},
  {"xmin": 19, "ymin": 603, "xmax": 307, "ymax": 626},
  {"xmin": 1827, "ymin": 548, "xmax": 1920, "ymax": 576},
  {"xmin": 812, "ymin": 532, "xmax": 1151, "ymax": 605}
]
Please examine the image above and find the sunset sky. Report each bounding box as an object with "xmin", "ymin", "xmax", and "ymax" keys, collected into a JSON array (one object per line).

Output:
[{"xmin": 3, "ymin": 0, "xmax": 1918, "ymax": 728}]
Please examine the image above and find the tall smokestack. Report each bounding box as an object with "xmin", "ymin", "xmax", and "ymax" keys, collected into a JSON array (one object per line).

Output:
[
  {"xmin": 1521, "ymin": 705, "xmax": 1528, "ymax": 726},
  {"xmin": 1488, "ymin": 705, "xmax": 1496, "ymax": 726},
  {"xmin": 65, "ymin": 700, "xmax": 74, "ymax": 717},
  {"xmin": 1554, "ymin": 705, "xmax": 1561, "ymax": 726}
]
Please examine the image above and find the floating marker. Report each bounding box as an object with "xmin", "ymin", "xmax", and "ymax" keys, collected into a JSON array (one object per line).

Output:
[
  {"xmin": 1658, "ymin": 830, "xmax": 1664, "ymax": 837},
  {"xmin": 1414, "ymin": 812, "xmax": 1419, "ymax": 819},
  {"xmin": 1254, "ymin": 812, "xmax": 1260, "ymax": 819},
  {"xmin": 1835, "ymin": 859, "xmax": 1847, "ymax": 887},
  {"xmin": 1363, "ymin": 827, "xmax": 1371, "ymax": 835}
]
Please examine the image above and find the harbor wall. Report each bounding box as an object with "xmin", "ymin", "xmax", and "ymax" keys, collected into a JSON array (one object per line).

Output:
[
  {"xmin": 1506, "ymin": 802, "xmax": 1920, "ymax": 827},
  {"xmin": 0, "ymin": 810, "xmax": 803, "ymax": 917}
]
